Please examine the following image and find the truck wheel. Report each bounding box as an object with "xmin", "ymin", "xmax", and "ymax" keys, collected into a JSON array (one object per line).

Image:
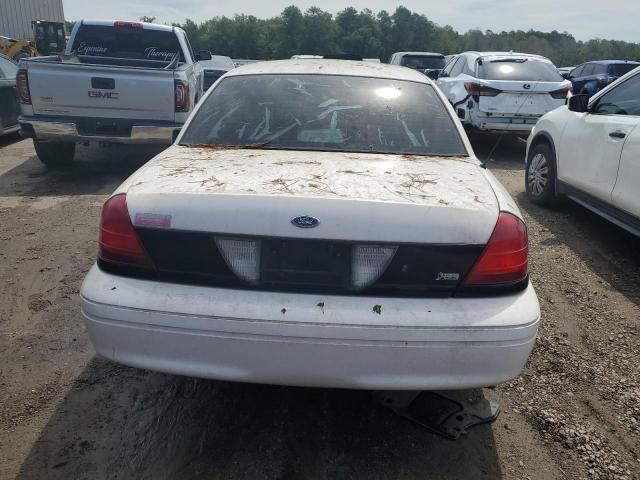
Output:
[
  {"xmin": 33, "ymin": 140, "xmax": 76, "ymax": 168},
  {"xmin": 525, "ymin": 142, "xmax": 557, "ymax": 206}
]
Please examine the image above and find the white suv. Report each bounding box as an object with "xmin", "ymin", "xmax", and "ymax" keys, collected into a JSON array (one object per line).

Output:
[
  {"xmin": 437, "ymin": 52, "xmax": 571, "ymax": 135},
  {"xmin": 526, "ymin": 67, "xmax": 640, "ymax": 236}
]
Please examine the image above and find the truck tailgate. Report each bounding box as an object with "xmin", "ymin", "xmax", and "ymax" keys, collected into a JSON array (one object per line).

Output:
[{"xmin": 27, "ymin": 60, "xmax": 176, "ymax": 121}]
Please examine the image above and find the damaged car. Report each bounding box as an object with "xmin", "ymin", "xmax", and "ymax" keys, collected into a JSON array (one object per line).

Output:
[
  {"xmin": 81, "ymin": 60, "xmax": 540, "ymax": 390},
  {"xmin": 437, "ymin": 51, "xmax": 571, "ymax": 136}
]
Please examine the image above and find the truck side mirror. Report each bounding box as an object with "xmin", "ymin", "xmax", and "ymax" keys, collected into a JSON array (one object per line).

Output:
[
  {"xmin": 197, "ymin": 51, "xmax": 212, "ymax": 61},
  {"xmin": 568, "ymin": 94, "xmax": 589, "ymax": 113}
]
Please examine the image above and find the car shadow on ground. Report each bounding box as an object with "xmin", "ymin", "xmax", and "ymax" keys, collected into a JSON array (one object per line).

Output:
[
  {"xmin": 521, "ymin": 195, "xmax": 640, "ymax": 306},
  {"xmin": 17, "ymin": 358, "xmax": 503, "ymax": 479},
  {"xmin": 0, "ymin": 144, "xmax": 164, "ymax": 197}
]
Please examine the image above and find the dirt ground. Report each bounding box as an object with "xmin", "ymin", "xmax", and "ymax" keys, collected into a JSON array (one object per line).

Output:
[{"xmin": 0, "ymin": 133, "xmax": 638, "ymax": 480}]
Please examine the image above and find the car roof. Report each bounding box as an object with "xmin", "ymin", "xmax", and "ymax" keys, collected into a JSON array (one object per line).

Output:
[
  {"xmin": 584, "ymin": 60, "xmax": 640, "ymax": 65},
  {"xmin": 465, "ymin": 51, "xmax": 553, "ymax": 62},
  {"xmin": 79, "ymin": 19, "xmax": 175, "ymax": 32},
  {"xmin": 227, "ymin": 59, "xmax": 432, "ymax": 83},
  {"xmin": 392, "ymin": 52, "xmax": 444, "ymax": 57}
]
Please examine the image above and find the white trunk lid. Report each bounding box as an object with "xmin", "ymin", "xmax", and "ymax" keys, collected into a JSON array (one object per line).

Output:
[{"xmin": 123, "ymin": 146, "xmax": 499, "ymax": 245}]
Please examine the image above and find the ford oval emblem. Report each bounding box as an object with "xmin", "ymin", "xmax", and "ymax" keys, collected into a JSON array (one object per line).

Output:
[{"xmin": 291, "ymin": 215, "xmax": 320, "ymax": 228}]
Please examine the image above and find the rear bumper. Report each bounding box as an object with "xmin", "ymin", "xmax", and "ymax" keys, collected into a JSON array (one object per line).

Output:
[
  {"xmin": 476, "ymin": 122, "xmax": 536, "ymax": 133},
  {"xmin": 19, "ymin": 116, "xmax": 182, "ymax": 144},
  {"xmin": 466, "ymin": 110, "xmax": 540, "ymax": 134},
  {"xmin": 80, "ymin": 265, "xmax": 540, "ymax": 390}
]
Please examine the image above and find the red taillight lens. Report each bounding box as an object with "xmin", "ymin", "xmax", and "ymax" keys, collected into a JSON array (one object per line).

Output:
[
  {"xmin": 16, "ymin": 69, "xmax": 31, "ymax": 104},
  {"xmin": 462, "ymin": 212, "xmax": 528, "ymax": 287},
  {"xmin": 464, "ymin": 82, "xmax": 502, "ymax": 100},
  {"xmin": 114, "ymin": 21, "xmax": 143, "ymax": 29},
  {"xmin": 99, "ymin": 194, "xmax": 153, "ymax": 268},
  {"xmin": 550, "ymin": 87, "xmax": 571, "ymax": 99},
  {"xmin": 175, "ymin": 80, "xmax": 189, "ymax": 112}
]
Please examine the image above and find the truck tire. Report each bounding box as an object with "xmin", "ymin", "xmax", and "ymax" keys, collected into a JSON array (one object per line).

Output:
[{"xmin": 33, "ymin": 140, "xmax": 76, "ymax": 168}]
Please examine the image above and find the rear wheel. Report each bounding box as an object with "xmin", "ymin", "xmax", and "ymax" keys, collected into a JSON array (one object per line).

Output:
[
  {"xmin": 33, "ymin": 139, "xmax": 76, "ymax": 168},
  {"xmin": 525, "ymin": 142, "xmax": 557, "ymax": 206}
]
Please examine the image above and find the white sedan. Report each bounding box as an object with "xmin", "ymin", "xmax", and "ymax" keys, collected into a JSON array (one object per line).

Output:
[
  {"xmin": 526, "ymin": 66, "xmax": 640, "ymax": 236},
  {"xmin": 81, "ymin": 60, "xmax": 539, "ymax": 390}
]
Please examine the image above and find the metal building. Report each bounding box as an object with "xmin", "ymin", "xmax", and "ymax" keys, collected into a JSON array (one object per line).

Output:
[{"xmin": 0, "ymin": 0, "xmax": 65, "ymax": 39}]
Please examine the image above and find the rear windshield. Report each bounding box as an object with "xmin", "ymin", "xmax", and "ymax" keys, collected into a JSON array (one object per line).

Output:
[
  {"xmin": 607, "ymin": 63, "xmax": 639, "ymax": 77},
  {"xmin": 70, "ymin": 25, "xmax": 183, "ymax": 64},
  {"xmin": 400, "ymin": 55, "xmax": 446, "ymax": 70},
  {"xmin": 479, "ymin": 59, "xmax": 563, "ymax": 82},
  {"xmin": 180, "ymin": 74, "xmax": 466, "ymax": 156}
]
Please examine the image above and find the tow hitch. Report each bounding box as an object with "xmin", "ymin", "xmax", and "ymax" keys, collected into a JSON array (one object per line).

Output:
[{"xmin": 373, "ymin": 390, "xmax": 500, "ymax": 440}]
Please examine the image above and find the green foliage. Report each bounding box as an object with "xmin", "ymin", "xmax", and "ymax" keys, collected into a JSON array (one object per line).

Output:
[{"xmin": 132, "ymin": 6, "xmax": 640, "ymax": 65}]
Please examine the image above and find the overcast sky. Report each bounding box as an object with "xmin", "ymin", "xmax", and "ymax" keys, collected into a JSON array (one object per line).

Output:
[{"xmin": 62, "ymin": 0, "xmax": 637, "ymax": 43}]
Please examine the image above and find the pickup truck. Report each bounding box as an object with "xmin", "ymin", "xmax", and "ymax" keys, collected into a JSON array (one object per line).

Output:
[{"xmin": 17, "ymin": 20, "xmax": 209, "ymax": 167}]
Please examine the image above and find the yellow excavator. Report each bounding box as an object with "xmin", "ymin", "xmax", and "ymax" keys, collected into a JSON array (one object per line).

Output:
[{"xmin": 0, "ymin": 21, "xmax": 66, "ymax": 60}]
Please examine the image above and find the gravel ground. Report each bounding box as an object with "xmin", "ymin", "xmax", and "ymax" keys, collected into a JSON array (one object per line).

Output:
[{"xmin": 0, "ymin": 134, "xmax": 638, "ymax": 480}]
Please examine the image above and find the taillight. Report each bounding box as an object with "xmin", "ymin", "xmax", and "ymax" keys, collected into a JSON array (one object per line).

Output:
[
  {"xmin": 462, "ymin": 212, "xmax": 528, "ymax": 287},
  {"xmin": 114, "ymin": 21, "xmax": 143, "ymax": 29},
  {"xmin": 16, "ymin": 69, "xmax": 31, "ymax": 104},
  {"xmin": 550, "ymin": 87, "xmax": 571, "ymax": 99},
  {"xmin": 99, "ymin": 194, "xmax": 153, "ymax": 268},
  {"xmin": 175, "ymin": 80, "xmax": 189, "ymax": 112},
  {"xmin": 464, "ymin": 82, "xmax": 502, "ymax": 101}
]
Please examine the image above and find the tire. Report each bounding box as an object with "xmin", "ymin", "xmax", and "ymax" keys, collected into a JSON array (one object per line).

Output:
[
  {"xmin": 33, "ymin": 140, "xmax": 76, "ymax": 168},
  {"xmin": 525, "ymin": 142, "xmax": 557, "ymax": 206}
]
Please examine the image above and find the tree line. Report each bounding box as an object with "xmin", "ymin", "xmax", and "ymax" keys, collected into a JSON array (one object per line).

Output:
[{"xmin": 67, "ymin": 6, "xmax": 640, "ymax": 67}]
